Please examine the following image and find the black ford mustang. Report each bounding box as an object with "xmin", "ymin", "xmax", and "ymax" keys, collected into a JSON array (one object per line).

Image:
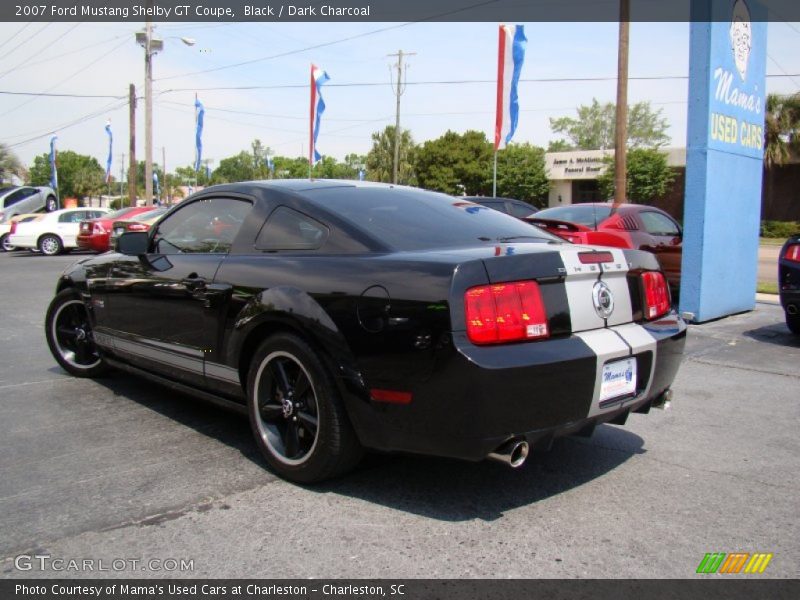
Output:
[
  {"xmin": 45, "ymin": 180, "xmax": 686, "ymax": 482},
  {"xmin": 779, "ymin": 234, "xmax": 800, "ymax": 335}
]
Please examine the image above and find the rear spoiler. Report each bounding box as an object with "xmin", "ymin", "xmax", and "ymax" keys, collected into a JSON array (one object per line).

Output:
[{"xmin": 524, "ymin": 217, "xmax": 590, "ymax": 233}]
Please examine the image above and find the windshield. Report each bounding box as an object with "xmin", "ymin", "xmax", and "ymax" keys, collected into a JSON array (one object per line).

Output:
[
  {"xmin": 535, "ymin": 205, "xmax": 613, "ymax": 228},
  {"xmin": 307, "ymin": 187, "xmax": 560, "ymax": 251}
]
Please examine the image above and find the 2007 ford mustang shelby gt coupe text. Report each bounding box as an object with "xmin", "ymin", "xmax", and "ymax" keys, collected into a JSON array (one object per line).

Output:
[{"xmin": 45, "ymin": 180, "xmax": 686, "ymax": 482}]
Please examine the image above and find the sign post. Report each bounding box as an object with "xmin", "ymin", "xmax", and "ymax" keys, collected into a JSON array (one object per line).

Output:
[{"xmin": 680, "ymin": 0, "xmax": 768, "ymax": 323}]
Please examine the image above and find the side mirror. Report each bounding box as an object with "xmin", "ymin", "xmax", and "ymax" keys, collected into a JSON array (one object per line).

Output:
[{"xmin": 116, "ymin": 231, "xmax": 149, "ymax": 255}]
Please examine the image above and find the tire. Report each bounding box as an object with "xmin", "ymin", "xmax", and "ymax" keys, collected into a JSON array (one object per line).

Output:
[
  {"xmin": 45, "ymin": 289, "xmax": 108, "ymax": 378},
  {"xmin": 39, "ymin": 234, "xmax": 63, "ymax": 256},
  {"xmin": 787, "ymin": 311, "xmax": 800, "ymax": 335},
  {"xmin": 46, "ymin": 195, "xmax": 58, "ymax": 212},
  {"xmin": 246, "ymin": 333, "xmax": 363, "ymax": 483},
  {"xmin": 0, "ymin": 233, "xmax": 13, "ymax": 252}
]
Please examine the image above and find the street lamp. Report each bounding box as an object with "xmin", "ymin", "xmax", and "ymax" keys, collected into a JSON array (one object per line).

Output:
[{"xmin": 136, "ymin": 25, "xmax": 195, "ymax": 206}]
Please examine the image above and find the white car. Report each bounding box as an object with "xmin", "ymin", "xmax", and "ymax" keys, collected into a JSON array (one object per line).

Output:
[
  {"xmin": 9, "ymin": 207, "xmax": 109, "ymax": 255},
  {"xmin": 0, "ymin": 213, "xmax": 44, "ymax": 252}
]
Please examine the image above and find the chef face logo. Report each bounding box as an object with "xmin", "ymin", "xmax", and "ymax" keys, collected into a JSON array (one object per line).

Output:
[
  {"xmin": 592, "ymin": 281, "xmax": 615, "ymax": 319},
  {"xmin": 729, "ymin": 0, "xmax": 752, "ymax": 81}
]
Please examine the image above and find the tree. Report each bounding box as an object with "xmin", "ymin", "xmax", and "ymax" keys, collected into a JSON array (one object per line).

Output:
[
  {"xmin": 29, "ymin": 150, "xmax": 105, "ymax": 199},
  {"xmin": 414, "ymin": 130, "xmax": 493, "ymax": 195},
  {"xmin": 212, "ymin": 151, "xmax": 256, "ymax": 184},
  {"xmin": 495, "ymin": 143, "xmax": 550, "ymax": 206},
  {"xmin": 597, "ymin": 148, "xmax": 676, "ymax": 202},
  {"xmin": 764, "ymin": 92, "xmax": 800, "ymax": 168},
  {"xmin": 273, "ymin": 156, "xmax": 310, "ymax": 179},
  {"xmin": 0, "ymin": 143, "xmax": 23, "ymax": 183},
  {"xmin": 549, "ymin": 98, "xmax": 670, "ymax": 150},
  {"xmin": 546, "ymin": 139, "xmax": 573, "ymax": 152},
  {"xmin": 365, "ymin": 126, "xmax": 415, "ymax": 184}
]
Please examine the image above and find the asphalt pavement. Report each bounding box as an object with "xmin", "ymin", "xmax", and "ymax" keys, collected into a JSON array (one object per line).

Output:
[{"xmin": 0, "ymin": 250, "xmax": 797, "ymax": 579}]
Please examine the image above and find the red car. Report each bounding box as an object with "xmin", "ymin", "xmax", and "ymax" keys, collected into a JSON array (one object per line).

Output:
[
  {"xmin": 528, "ymin": 203, "xmax": 683, "ymax": 289},
  {"xmin": 77, "ymin": 206, "xmax": 155, "ymax": 252}
]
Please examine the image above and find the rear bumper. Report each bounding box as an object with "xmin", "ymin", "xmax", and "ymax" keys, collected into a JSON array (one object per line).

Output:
[
  {"xmin": 779, "ymin": 260, "xmax": 800, "ymax": 313},
  {"xmin": 347, "ymin": 312, "xmax": 686, "ymax": 461},
  {"xmin": 77, "ymin": 234, "xmax": 109, "ymax": 252}
]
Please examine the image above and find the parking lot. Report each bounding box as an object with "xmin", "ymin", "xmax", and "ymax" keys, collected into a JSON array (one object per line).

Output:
[{"xmin": 0, "ymin": 250, "xmax": 798, "ymax": 579}]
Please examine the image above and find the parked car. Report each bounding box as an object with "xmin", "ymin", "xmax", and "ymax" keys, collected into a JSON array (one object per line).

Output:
[
  {"xmin": 528, "ymin": 203, "xmax": 683, "ymax": 290},
  {"xmin": 0, "ymin": 185, "xmax": 58, "ymax": 222},
  {"xmin": 779, "ymin": 234, "xmax": 800, "ymax": 335},
  {"xmin": 465, "ymin": 196, "xmax": 539, "ymax": 219},
  {"xmin": 10, "ymin": 207, "xmax": 108, "ymax": 255},
  {"xmin": 77, "ymin": 206, "xmax": 156, "ymax": 253},
  {"xmin": 108, "ymin": 207, "xmax": 168, "ymax": 249},
  {"xmin": 45, "ymin": 180, "xmax": 685, "ymax": 483},
  {"xmin": 0, "ymin": 213, "xmax": 44, "ymax": 252}
]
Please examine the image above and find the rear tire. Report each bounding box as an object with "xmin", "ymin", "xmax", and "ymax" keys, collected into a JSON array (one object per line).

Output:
[
  {"xmin": 45, "ymin": 289, "xmax": 108, "ymax": 378},
  {"xmin": 39, "ymin": 234, "xmax": 62, "ymax": 256},
  {"xmin": 0, "ymin": 233, "xmax": 13, "ymax": 252},
  {"xmin": 46, "ymin": 195, "xmax": 58, "ymax": 212},
  {"xmin": 787, "ymin": 311, "xmax": 800, "ymax": 335},
  {"xmin": 246, "ymin": 333, "xmax": 363, "ymax": 483}
]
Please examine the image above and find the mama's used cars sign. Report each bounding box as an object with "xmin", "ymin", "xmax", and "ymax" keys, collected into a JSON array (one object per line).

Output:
[{"xmin": 681, "ymin": 0, "xmax": 767, "ymax": 323}]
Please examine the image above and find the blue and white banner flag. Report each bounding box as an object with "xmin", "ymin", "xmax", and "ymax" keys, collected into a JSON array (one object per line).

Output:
[
  {"xmin": 153, "ymin": 171, "xmax": 160, "ymax": 197},
  {"xmin": 358, "ymin": 168, "xmax": 365, "ymax": 181},
  {"xmin": 104, "ymin": 121, "xmax": 113, "ymax": 183},
  {"xmin": 194, "ymin": 97, "xmax": 205, "ymax": 172},
  {"xmin": 494, "ymin": 24, "xmax": 527, "ymax": 150},
  {"xmin": 265, "ymin": 155, "xmax": 275, "ymax": 176},
  {"xmin": 309, "ymin": 64, "xmax": 330, "ymax": 165},
  {"xmin": 49, "ymin": 136, "xmax": 58, "ymax": 190}
]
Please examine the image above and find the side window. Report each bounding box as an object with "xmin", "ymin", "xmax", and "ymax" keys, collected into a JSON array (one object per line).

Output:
[
  {"xmin": 152, "ymin": 198, "xmax": 251, "ymax": 254},
  {"xmin": 255, "ymin": 206, "xmax": 329, "ymax": 251},
  {"xmin": 507, "ymin": 201, "xmax": 536, "ymax": 218},
  {"xmin": 640, "ymin": 211, "xmax": 680, "ymax": 236},
  {"xmin": 58, "ymin": 211, "xmax": 81, "ymax": 223},
  {"xmin": 481, "ymin": 200, "xmax": 505, "ymax": 212}
]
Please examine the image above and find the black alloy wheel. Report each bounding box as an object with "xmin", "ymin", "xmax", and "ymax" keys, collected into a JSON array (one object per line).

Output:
[
  {"xmin": 45, "ymin": 289, "xmax": 108, "ymax": 377},
  {"xmin": 247, "ymin": 333, "xmax": 362, "ymax": 483}
]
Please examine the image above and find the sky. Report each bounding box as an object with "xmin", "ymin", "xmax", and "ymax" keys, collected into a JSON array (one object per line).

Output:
[{"xmin": 1, "ymin": 19, "xmax": 799, "ymax": 178}]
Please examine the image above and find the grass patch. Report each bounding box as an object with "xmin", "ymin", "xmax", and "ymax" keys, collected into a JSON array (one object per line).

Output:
[
  {"xmin": 757, "ymin": 282, "xmax": 779, "ymax": 295},
  {"xmin": 760, "ymin": 237, "xmax": 786, "ymax": 247}
]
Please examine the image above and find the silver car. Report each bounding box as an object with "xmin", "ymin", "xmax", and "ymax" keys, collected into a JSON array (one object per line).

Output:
[{"xmin": 0, "ymin": 186, "xmax": 58, "ymax": 223}]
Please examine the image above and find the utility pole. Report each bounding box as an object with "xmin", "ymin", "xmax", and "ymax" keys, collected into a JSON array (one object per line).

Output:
[
  {"xmin": 144, "ymin": 19, "xmax": 154, "ymax": 206},
  {"xmin": 388, "ymin": 49, "xmax": 415, "ymax": 185},
  {"xmin": 614, "ymin": 0, "xmax": 630, "ymax": 204},
  {"xmin": 128, "ymin": 83, "xmax": 136, "ymax": 207},
  {"xmin": 162, "ymin": 146, "xmax": 167, "ymax": 204}
]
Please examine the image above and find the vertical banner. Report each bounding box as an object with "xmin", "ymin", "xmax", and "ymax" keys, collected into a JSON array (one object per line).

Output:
[
  {"xmin": 48, "ymin": 136, "xmax": 58, "ymax": 192},
  {"xmin": 104, "ymin": 121, "xmax": 113, "ymax": 184},
  {"xmin": 494, "ymin": 24, "xmax": 527, "ymax": 151},
  {"xmin": 194, "ymin": 96, "xmax": 205, "ymax": 172},
  {"xmin": 309, "ymin": 63, "xmax": 330, "ymax": 168},
  {"xmin": 153, "ymin": 172, "xmax": 160, "ymax": 199},
  {"xmin": 266, "ymin": 155, "xmax": 275, "ymax": 178},
  {"xmin": 680, "ymin": 0, "xmax": 768, "ymax": 322}
]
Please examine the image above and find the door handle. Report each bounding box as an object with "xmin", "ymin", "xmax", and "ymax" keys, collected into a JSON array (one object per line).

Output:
[{"xmin": 182, "ymin": 274, "xmax": 206, "ymax": 291}]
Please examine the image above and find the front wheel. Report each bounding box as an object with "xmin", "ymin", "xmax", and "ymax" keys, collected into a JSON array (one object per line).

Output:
[
  {"xmin": 39, "ymin": 234, "xmax": 62, "ymax": 256},
  {"xmin": 45, "ymin": 289, "xmax": 108, "ymax": 377},
  {"xmin": 246, "ymin": 333, "xmax": 362, "ymax": 483},
  {"xmin": 787, "ymin": 311, "xmax": 800, "ymax": 335},
  {"xmin": 46, "ymin": 195, "xmax": 58, "ymax": 212}
]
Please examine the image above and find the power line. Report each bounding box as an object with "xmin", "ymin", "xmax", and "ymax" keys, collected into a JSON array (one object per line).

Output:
[
  {"xmin": 0, "ymin": 22, "xmax": 83, "ymax": 81},
  {"xmin": 0, "ymin": 22, "xmax": 54, "ymax": 62},
  {"xmin": 0, "ymin": 22, "xmax": 33, "ymax": 52},
  {"xmin": 0, "ymin": 38, "xmax": 130, "ymax": 118},
  {"xmin": 155, "ymin": 0, "xmax": 502, "ymax": 81},
  {"xmin": 3, "ymin": 32, "xmax": 128, "ymax": 76},
  {"xmin": 0, "ymin": 90, "xmax": 127, "ymax": 99}
]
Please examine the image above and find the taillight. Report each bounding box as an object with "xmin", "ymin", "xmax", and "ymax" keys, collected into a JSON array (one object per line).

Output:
[
  {"xmin": 10, "ymin": 221, "xmax": 17, "ymax": 234},
  {"xmin": 128, "ymin": 223, "xmax": 148, "ymax": 232},
  {"xmin": 641, "ymin": 272, "xmax": 670, "ymax": 320},
  {"xmin": 465, "ymin": 280, "xmax": 549, "ymax": 345},
  {"xmin": 784, "ymin": 243, "xmax": 800, "ymax": 263}
]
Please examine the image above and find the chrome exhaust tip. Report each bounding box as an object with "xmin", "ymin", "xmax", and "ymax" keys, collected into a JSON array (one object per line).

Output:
[
  {"xmin": 788, "ymin": 305, "xmax": 798, "ymax": 315},
  {"xmin": 487, "ymin": 439, "xmax": 529, "ymax": 468},
  {"xmin": 652, "ymin": 388, "xmax": 673, "ymax": 410}
]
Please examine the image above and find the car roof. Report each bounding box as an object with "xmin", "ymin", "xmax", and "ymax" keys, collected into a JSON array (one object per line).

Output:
[{"xmin": 200, "ymin": 179, "xmax": 404, "ymax": 196}]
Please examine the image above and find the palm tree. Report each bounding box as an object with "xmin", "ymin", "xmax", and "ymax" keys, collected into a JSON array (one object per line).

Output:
[
  {"xmin": 365, "ymin": 126, "xmax": 416, "ymax": 184},
  {"xmin": 764, "ymin": 93, "xmax": 800, "ymax": 169},
  {"xmin": 0, "ymin": 142, "xmax": 23, "ymax": 183}
]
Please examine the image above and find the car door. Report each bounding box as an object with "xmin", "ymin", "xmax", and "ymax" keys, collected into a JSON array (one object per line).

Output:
[
  {"xmin": 55, "ymin": 209, "xmax": 96, "ymax": 246},
  {"xmin": 101, "ymin": 197, "xmax": 253, "ymax": 386},
  {"xmin": 638, "ymin": 210, "xmax": 682, "ymax": 286},
  {"xmin": 1, "ymin": 187, "xmax": 38, "ymax": 219}
]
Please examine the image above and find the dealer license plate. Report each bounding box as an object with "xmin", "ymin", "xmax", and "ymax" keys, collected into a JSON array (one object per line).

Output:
[{"xmin": 600, "ymin": 358, "xmax": 637, "ymax": 403}]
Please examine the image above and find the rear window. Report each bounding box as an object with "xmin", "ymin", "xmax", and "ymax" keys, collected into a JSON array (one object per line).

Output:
[
  {"xmin": 536, "ymin": 205, "xmax": 613, "ymax": 228},
  {"xmin": 307, "ymin": 188, "xmax": 558, "ymax": 251},
  {"xmin": 105, "ymin": 207, "xmax": 143, "ymax": 220}
]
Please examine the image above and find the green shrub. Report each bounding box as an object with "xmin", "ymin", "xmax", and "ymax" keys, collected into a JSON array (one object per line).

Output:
[{"xmin": 760, "ymin": 220, "xmax": 800, "ymax": 238}]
